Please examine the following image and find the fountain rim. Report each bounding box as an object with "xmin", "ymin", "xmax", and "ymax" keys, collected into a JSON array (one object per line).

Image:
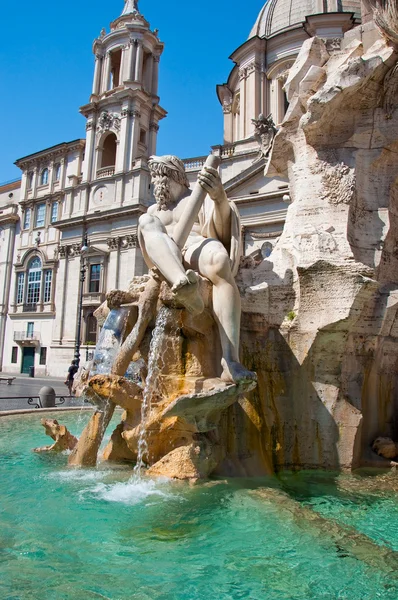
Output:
[{"xmin": 0, "ymin": 407, "xmax": 122, "ymax": 418}]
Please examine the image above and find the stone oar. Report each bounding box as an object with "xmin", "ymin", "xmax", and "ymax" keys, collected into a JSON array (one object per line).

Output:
[
  {"xmin": 172, "ymin": 154, "xmax": 220, "ymax": 249},
  {"xmin": 69, "ymin": 277, "xmax": 161, "ymax": 467}
]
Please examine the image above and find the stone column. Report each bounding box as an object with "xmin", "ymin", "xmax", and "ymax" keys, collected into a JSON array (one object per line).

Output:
[
  {"xmin": 102, "ymin": 52, "xmax": 112, "ymax": 93},
  {"xmin": 117, "ymin": 106, "xmax": 131, "ymax": 173},
  {"xmin": 223, "ymin": 103, "xmax": 233, "ymax": 144},
  {"xmin": 49, "ymin": 160, "xmax": 55, "ymax": 192},
  {"xmin": 52, "ymin": 247, "xmax": 68, "ymax": 344},
  {"xmin": 82, "ymin": 120, "xmax": 95, "ymax": 182},
  {"xmin": 130, "ymin": 109, "xmax": 141, "ymax": 163},
  {"xmin": 239, "ymin": 68, "xmax": 247, "ymax": 139},
  {"xmin": 145, "ymin": 54, "xmax": 154, "ymax": 93},
  {"xmin": 245, "ymin": 63, "xmax": 261, "ymax": 136},
  {"xmin": 121, "ymin": 45, "xmax": 129, "ymax": 83},
  {"xmin": 134, "ymin": 41, "xmax": 144, "ymax": 82},
  {"xmin": 32, "ymin": 167, "xmax": 39, "ymax": 197},
  {"xmin": 92, "ymin": 53, "xmax": 103, "ymax": 95},
  {"xmin": 60, "ymin": 157, "xmax": 67, "ymax": 189},
  {"xmin": 127, "ymin": 40, "xmax": 137, "ymax": 81},
  {"xmin": 151, "ymin": 56, "xmax": 160, "ymax": 96},
  {"xmin": 148, "ymin": 121, "xmax": 159, "ymax": 156}
]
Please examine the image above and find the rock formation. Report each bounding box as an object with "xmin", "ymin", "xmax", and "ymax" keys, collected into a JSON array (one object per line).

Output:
[{"xmin": 233, "ymin": 0, "xmax": 398, "ymax": 473}]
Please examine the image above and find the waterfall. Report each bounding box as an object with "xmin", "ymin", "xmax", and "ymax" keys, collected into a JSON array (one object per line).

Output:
[{"xmin": 132, "ymin": 306, "xmax": 169, "ymax": 480}]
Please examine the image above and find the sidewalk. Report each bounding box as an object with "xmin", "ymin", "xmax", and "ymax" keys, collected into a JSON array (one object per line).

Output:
[{"xmin": 0, "ymin": 373, "xmax": 85, "ymax": 411}]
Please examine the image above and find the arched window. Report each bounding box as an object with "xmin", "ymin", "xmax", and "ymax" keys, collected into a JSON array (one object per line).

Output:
[
  {"xmin": 40, "ymin": 169, "xmax": 49, "ymax": 186},
  {"xmin": 15, "ymin": 256, "xmax": 53, "ymax": 309},
  {"xmin": 100, "ymin": 133, "xmax": 117, "ymax": 168},
  {"xmin": 26, "ymin": 257, "xmax": 42, "ymax": 305}
]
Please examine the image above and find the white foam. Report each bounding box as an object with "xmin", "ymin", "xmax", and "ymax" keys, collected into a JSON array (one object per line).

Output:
[
  {"xmin": 47, "ymin": 469, "xmax": 108, "ymax": 483},
  {"xmin": 82, "ymin": 478, "xmax": 175, "ymax": 505}
]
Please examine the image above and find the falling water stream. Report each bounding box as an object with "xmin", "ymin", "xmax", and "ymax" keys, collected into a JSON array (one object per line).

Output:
[{"xmin": 132, "ymin": 306, "xmax": 170, "ymax": 480}]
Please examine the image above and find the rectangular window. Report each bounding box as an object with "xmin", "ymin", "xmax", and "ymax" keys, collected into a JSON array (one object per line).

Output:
[
  {"xmin": 40, "ymin": 347, "xmax": 47, "ymax": 365},
  {"xmin": 50, "ymin": 202, "xmax": 58, "ymax": 223},
  {"xmin": 26, "ymin": 322, "xmax": 34, "ymax": 338},
  {"xmin": 35, "ymin": 203, "xmax": 46, "ymax": 228},
  {"xmin": 27, "ymin": 271, "xmax": 41, "ymax": 304},
  {"xmin": 23, "ymin": 209, "xmax": 31, "ymax": 230},
  {"xmin": 89, "ymin": 264, "xmax": 101, "ymax": 293},
  {"xmin": 16, "ymin": 273, "xmax": 25, "ymax": 304},
  {"xmin": 44, "ymin": 270, "xmax": 52, "ymax": 303},
  {"xmin": 11, "ymin": 347, "xmax": 18, "ymax": 364},
  {"xmin": 54, "ymin": 164, "xmax": 61, "ymax": 182}
]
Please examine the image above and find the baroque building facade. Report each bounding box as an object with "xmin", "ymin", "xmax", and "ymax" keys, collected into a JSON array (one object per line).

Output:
[{"xmin": 0, "ymin": 0, "xmax": 365, "ymax": 376}]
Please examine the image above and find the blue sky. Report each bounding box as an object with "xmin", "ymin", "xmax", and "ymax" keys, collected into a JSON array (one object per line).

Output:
[{"xmin": 0, "ymin": 0, "xmax": 264, "ymax": 183}]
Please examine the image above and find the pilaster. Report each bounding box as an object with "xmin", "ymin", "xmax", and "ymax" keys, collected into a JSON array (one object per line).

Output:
[
  {"xmin": 152, "ymin": 55, "xmax": 160, "ymax": 96},
  {"xmin": 92, "ymin": 53, "xmax": 103, "ymax": 96},
  {"xmin": 148, "ymin": 121, "xmax": 159, "ymax": 156},
  {"xmin": 127, "ymin": 39, "xmax": 137, "ymax": 82},
  {"xmin": 117, "ymin": 105, "xmax": 132, "ymax": 172},
  {"xmin": 134, "ymin": 41, "xmax": 144, "ymax": 82},
  {"xmin": 82, "ymin": 119, "xmax": 96, "ymax": 182},
  {"xmin": 130, "ymin": 108, "xmax": 141, "ymax": 162},
  {"xmin": 102, "ymin": 52, "xmax": 112, "ymax": 93},
  {"xmin": 239, "ymin": 68, "xmax": 247, "ymax": 139}
]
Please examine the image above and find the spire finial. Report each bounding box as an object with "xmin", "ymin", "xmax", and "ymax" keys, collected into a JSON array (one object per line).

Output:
[{"xmin": 122, "ymin": 0, "xmax": 139, "ymax": 15}]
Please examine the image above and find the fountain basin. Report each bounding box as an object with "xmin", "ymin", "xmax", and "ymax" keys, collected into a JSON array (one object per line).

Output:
[{"xmin": 1, "ymin": 411, "xmax": 398, "ymax": 599}]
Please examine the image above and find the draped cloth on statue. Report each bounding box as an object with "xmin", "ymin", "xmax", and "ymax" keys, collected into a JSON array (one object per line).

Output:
[{"xmin": 138, "ymin": 198, "xmax": 242, "ymax": 279}]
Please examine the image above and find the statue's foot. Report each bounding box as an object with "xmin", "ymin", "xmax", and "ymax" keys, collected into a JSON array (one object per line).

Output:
[
  {"xmin": 221, "ymin": 359, "xmax": 257, "ymax": 388},
  {"xmin": 171, "ymin": 270, "xmax": 204, "ymax": 316}
]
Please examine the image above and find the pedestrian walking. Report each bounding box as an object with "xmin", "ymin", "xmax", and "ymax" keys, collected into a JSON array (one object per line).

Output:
[{"xmin": 64, "ymin": 359, "xmax": 78, "ymax": 396}]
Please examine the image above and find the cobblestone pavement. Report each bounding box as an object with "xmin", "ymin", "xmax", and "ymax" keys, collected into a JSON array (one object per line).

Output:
[{"xmin": 0, "ymin": 374, "xmax": 85, "ymax": 411}]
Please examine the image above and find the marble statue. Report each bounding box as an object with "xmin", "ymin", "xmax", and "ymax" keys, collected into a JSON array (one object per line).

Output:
[
  {"xmin": 68, "ymin": 155, "xmax": 257, "ymax": 478},
  {"xmin": 138, "ymin": 155, "xmax": 255, "ymax": 386}
]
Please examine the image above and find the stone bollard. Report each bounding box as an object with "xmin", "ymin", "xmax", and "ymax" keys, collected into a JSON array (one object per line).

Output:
[{"xmin": 39, "ymin": 386, "xmax": 56, "ymax": 408}]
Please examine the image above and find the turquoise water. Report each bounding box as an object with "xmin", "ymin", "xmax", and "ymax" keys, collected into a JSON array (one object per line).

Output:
[{"xmin": 1, "ymin": 413, "xmax": 398, "ymax": 599}]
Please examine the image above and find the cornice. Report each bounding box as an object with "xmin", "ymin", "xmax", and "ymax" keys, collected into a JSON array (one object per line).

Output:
[
  {"xmin": 52, "ymin": 204, "xmax": 147, "ymax": 231},
  {"xmin": 15, "ymin": 140, "xmax": 85, "ymax": 170}
]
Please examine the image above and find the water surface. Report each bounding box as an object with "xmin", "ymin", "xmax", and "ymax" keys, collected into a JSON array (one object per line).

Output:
[{"xmin": 1, "ymin": 412, "xmax": 398, "ymax": 599}]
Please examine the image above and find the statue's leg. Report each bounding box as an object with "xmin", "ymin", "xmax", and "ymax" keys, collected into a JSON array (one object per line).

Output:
[
  {"xmin": 184, "ymin": 239, "xmax": 256, "ymax": 384},
  {"xmin": 138, "ymin": 214, "xmax": 204, "ymax": 315}
]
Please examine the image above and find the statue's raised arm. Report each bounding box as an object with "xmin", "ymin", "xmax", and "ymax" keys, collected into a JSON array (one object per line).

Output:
[{"xmin": 138, "ymin": 154, "xmax": 254, "ymax": 385}]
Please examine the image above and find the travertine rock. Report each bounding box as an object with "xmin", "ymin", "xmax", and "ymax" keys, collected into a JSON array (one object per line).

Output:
[
  {"xmin": 230, "ymin": 15, "xmax": 398, "ymax": 473},
  {"xmin": 147, "ymin": 438, "xmax": 222, "ymax": 481}
]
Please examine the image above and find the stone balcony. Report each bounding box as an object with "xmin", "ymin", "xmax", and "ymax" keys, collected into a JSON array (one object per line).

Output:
[
  {"xmin": 82, "ymin": 292, "xmax": 105, "ymax": 307},
  {"xmin": 96, "ymin": 166, "xmax": 115, "ymax": 179},
  {"xmin": 14, "ymin": 331, "xmax": 41, "ymax": 345}
]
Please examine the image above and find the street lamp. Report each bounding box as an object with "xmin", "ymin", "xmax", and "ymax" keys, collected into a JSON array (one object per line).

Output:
[{"xmin": 74, "ymin": 233, "xmax": 89, "ymax": 367}]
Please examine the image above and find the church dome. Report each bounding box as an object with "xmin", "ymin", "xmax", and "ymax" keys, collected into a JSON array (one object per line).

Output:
[{"xmin": 249, "ymin": 0, "xmax": 361, "ymax": 38}]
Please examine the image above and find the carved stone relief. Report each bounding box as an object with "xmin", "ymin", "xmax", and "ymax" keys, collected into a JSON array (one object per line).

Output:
[{"xmin": 97, "ymin": 110, "xmax": 121, "ymax": 133}]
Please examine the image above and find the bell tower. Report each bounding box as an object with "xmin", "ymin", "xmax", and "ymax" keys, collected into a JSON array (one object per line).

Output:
[{"xmin": 80, "ymin": 0, "xmax": 166, "ymax": 192}]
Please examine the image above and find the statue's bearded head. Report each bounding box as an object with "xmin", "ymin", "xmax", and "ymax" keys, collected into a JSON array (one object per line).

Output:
[{"xmin": 148, "ymin": 155, "xmax": 189, "ymax": 210}]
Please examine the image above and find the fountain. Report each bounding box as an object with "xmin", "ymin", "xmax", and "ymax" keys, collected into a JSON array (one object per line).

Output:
[
  {"xmin": 3, "ymin": 3, "xmax": 398, "ymax": 597},
  {"xmin": 70, "ymin": 154, "xmax": 257, "ymax": 479}
]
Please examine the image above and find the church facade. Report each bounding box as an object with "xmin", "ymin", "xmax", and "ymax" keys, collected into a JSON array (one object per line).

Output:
[{"xmin": 0, "ymin": 0, "xmax": 366, "ymax": 377}]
